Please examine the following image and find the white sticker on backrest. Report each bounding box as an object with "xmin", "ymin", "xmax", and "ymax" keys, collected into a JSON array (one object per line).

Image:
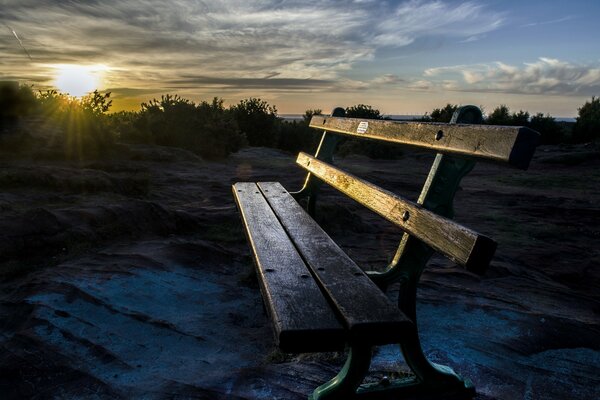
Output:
[{"xmin": 357, "ymin": 121, "xmax": 369, "ymax": 133}]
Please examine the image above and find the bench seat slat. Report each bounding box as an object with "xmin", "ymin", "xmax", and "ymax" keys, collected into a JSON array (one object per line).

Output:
[
  {"xmin": 258, "ymin": 182, "xmax": 412, "ymax": 345},
  {"xmin": 232, "ymin": 182, "xmax": 345, "ymax": 353},
  {"xmin": 296, "ymin": 153, "xmax": 497, "ymax": 273},
  {"xmin": 309, "ymin": 116, "xmax": 539, "ymax": 169}
]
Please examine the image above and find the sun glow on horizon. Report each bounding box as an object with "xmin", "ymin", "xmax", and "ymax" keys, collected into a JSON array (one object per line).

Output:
[{"xmin": 52, "ymin": 64, "xmax": 109, "ymax": 97}]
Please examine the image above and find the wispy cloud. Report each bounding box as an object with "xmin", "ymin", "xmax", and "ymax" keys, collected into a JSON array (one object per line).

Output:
[
  {"xmin": 0, "ymin": 0, "xmax": 505, "ymax": 96},
  {"xmin": 421, "ymin": 58, "xmax": 600, "ymax": 96},
  {"xmin": 522, "ymin": 16, "xmax": 576, "ymax": 28}
]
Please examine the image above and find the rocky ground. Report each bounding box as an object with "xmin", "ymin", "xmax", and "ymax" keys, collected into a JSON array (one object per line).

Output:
[{"xmin": 0, "ymin": 142, "xmax": 598, "ymax": 399}]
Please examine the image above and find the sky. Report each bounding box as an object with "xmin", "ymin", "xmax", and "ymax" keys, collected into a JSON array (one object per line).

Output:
[{"xmin": 1, "ymin": 0, "xmax": 599, "ymax": 116}]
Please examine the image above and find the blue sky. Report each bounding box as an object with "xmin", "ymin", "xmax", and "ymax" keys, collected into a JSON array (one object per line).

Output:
[{"xmin": 1, "ymin": 0, "xmax": 599, "ymax": 116}]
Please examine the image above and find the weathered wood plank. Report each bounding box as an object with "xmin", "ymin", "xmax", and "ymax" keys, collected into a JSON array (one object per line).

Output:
[
  {"xmin": 232, "ymin": 182, "xmax": 345, "ymax": 352},
  {"xmin": 309, "ymin": 116, "xmax": 539, "ymax": 169},
  {"xmin": 258, "ymin": 182, "xmax": 412, "ymax": 345},
  {"xmin": 296, "ymin": 153, "xmax": 497, "ymax": 272}
]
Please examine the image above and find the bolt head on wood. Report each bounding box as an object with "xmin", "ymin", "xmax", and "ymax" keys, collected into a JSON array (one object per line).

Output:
[{"xmin": 402, "ymin": 210, "xmax": 410, "ymax": 221}]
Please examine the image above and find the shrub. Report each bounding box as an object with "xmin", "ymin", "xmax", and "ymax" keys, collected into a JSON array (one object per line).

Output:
[
  {"xmin": 572, "ymin": 97, "xmax": 600, "ymax": 143},
  {"xmin": 484, "ymin": 104, "xmax": 566, "ymax": 143},
  {"xmin": 196, "ymin": 98, "xmax": 246, "ymax": 159},
  {"xmin": 303, "ymin": 109, "xmax": 322, "ymax": 124},
  {"xmin": 345, "ymin": 104, "xmax": 381, "ymax": 119},
  {"xmin": 529, "ymin": 113, "xmax": 564, "ymax": 145},
  {"xmin": 0, "ymin": 82, "xmax": 36, "ymax": 132},
  {"xmin": 486, "ymin": 105, "xmax": 513, "ymax": 125},
  {"xmin": 427, "ymin": 104, "xmax": 458, "ymax": 123},
  {"xmin": 36, "ymin": 90, "xmax": 115, "ymax": 159},
  {"xmin": 134, "ymin": 95, "xmax": 245, "ymax": 159},
  {"xmin": 232, "ymin": 98, "xmax": 278, "ymax": 147}
]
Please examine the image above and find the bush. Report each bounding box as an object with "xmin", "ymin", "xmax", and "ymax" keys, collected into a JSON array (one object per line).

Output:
[
  {"xmin": 345, "ymin": 104, "xmax": 381, "ymax": 119},
  {"xmin": 232, "ymin": 98, "xmax": 278, "ymax": 147},
  {"xmin": 572, "ymin": 97, "xmax": 600, "ymax": 143},
  {"xmin": 426, "ymin": 104, "xmax": 458, "ymax": 123},
  {"xmin": 303, "ymin": 109, "xmax": 322, "ymax": 124},
  {"xmin": 197, "ymin": 98, "xmax": 246, "ymax": 159},
  {"xmin": 0, "ymin": 82, "xmax": 36, "ymax": 132},
  {"xmin": 486, "ymin": 105, "xmax": 513, "ymax": 125},
  {"xmin": 132, "ymin": 95, "xmax": 245, "ymax": 159},
  {"xmin": 485, "ymin": 104, "xmax": 566, "ymax": 144},
  {"xmin": 37, "ymin": 90, "xmax": 115, "ymax": 159},
  {"xmin": 529, "ymin": 113, "xmax": 564, "ymax": 145}
]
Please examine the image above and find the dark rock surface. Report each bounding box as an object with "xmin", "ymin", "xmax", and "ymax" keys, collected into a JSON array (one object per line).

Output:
[{"xmin": 1, "ymin": 143, "xmax": 598, "ymax": 399}]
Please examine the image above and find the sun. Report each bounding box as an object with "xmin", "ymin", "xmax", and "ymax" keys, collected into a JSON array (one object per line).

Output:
[{"xmin": 53, "ymin": 65, "xmax": 104, "ymax": 97}]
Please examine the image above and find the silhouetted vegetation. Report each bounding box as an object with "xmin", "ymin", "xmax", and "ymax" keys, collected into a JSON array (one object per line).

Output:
[
  {"xmin": 0, "ymin": 83, "xmax": 114, "ymax": 159},
  {"xmin": 573, "ymin": 96, "xmax": 600, "ymax": 143},
  {"xmin": 484, "ymin": 104, "xmax": 567, "ymax": 144},
  {"xmin": 231, "ymin": 98, "xmax": 278, "ymax": 147},
  {"xmin": 0, "ymin": 82, "xmax": 36, "ymax": 131},
  {"xmin": 3, "ymin": 80, "xmax": 598, "ymax": 163},
  {"xmin": 345, "ymin": 104, "xmax": 382, "ymax": 120},
  {"xmin": 132, "ymin": 95, "xmax": 245, "ymax": 159},
  {"xmin": 528, "ymin": 113, "xmax": 564, "ymax": 145},
  {"xmin": 422, "ymin": 104, "xmax": 458, "ymax": 123}
]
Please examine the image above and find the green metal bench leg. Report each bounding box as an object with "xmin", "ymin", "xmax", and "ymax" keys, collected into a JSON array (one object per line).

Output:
[
  {"xmin": 395, "ymin": 274, "xmax": 475, "ymax": 398},
  {"xmin": 310, "ymin": 344, "xmax": 372, "ymax": 400}
]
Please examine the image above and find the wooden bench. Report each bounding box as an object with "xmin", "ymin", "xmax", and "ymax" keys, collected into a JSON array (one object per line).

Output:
[{"xmin": 232, "ymin": 106, "xmax": 539, "ymax": 399}]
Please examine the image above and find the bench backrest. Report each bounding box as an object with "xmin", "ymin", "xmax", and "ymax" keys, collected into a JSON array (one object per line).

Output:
[{"xmin": 296, "ymin": 106, "xmax": 539, "ymax": 278}]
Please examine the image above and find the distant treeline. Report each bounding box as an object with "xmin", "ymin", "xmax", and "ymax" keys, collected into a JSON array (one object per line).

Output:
[{"xmin": 1, "ymin": 82, "xmax": 599, "ymax": 160}]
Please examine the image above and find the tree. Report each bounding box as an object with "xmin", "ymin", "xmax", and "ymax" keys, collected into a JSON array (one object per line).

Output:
[
  {"xmin": 0, "ymin": 83, "xmax": 36, "ymax": 132},
  {"xmin": 231, "ymin": 98, "xmax": 278, "ymax": 147},
  {"xmin": 302, "ymin": 109, "xmax": 322, "ymax": 124},
  {"xmin": 529, "ymin": 113, "xmax": 564, "ymax": 144},
  {"xmin": 572, "ymin": 97, "xmax": 600, "ymax": 143},
  {"xmin": 486, "ymin": 105, "xmax": 512, "ymax": 125},
  {"xmin": 81, "ymin": 90, "xmax": 112, "ymax": 115},
  {"xmin": 512, "ymin": 110, "xmax": 530, "ymax": 126},
  {"xmin": 429, "ymin": 104, "xmax": 458, "ymax": 123},
  {"xmin": 345, "ymin": 104, "xmax": 381, "ymax": 119},
  {"xmin": 135, "ymin": 95, "xmax": 245, "ymax": 159}
]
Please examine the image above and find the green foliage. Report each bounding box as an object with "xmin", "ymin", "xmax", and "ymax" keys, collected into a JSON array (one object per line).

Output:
[
  {"xmin": 303, "ymin": 109, "xmax": 322, "ymax": 124},
  {"xmin": 276, "ymin": 119, "xmax": 320, "ymax": 154},
  {"xmin": 0, "ymin": 85, "xmax": 115, "ymax": 160},
  {"xmin": 0, "ymin": 82, "xmax": 36, "ymax": 131},
  {"xmin": 486, "ymin": 105, "xmax": 513, "ymax": 125},
  {"xmin": 427, "ymin": 104, "xmax": 458, "ymax": 123},
  {"xmin": 345, "ymin": 104, "xmax": 381, "ymax": 119},
  {"xmin": 529, "ymin": 113, "xmax": 564, "ymax": 145},
  {"xmin": 511, "ymin": 110, "xmax": 530, "ymax": 126},
  {"xmin": 107, "ymin": 111, "xmax": 151, "ymax": 144},
  {"xmin": 81, "ymin": 90, "xmax": 112, "ymax": 115},
  {"xmin": 232, "ymin": 98, "xmax": 278, "ymax": 147},
  {"xmin": 132, "ymin": 95, "xmax": 245, "ymax": 159},
  {"xmin": 573, "ymin": 96, "xmax": 600, "ymax": 143},
  {"xmin": 485, "ymin": 104, "xmax": 566, "ymax": 144}
]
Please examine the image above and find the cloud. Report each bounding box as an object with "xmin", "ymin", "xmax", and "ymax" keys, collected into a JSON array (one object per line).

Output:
[
  {"xmin": 371, "ymin": 74, "xmax": 405, "ymax": 85},
  {"xmin": 522, "ymin": 16, "xmax": 576, "ymax": 28},
  {"xmin": 420, "ymin": 58, "xmax": 600, "ymax": 96},
  {"xmin": 0, "ymin": 0, "xmax": 505, "ymax": 94},
  {"xmin": 373, "ymin": 1, "xmax": 504, "ymax": 46}
]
